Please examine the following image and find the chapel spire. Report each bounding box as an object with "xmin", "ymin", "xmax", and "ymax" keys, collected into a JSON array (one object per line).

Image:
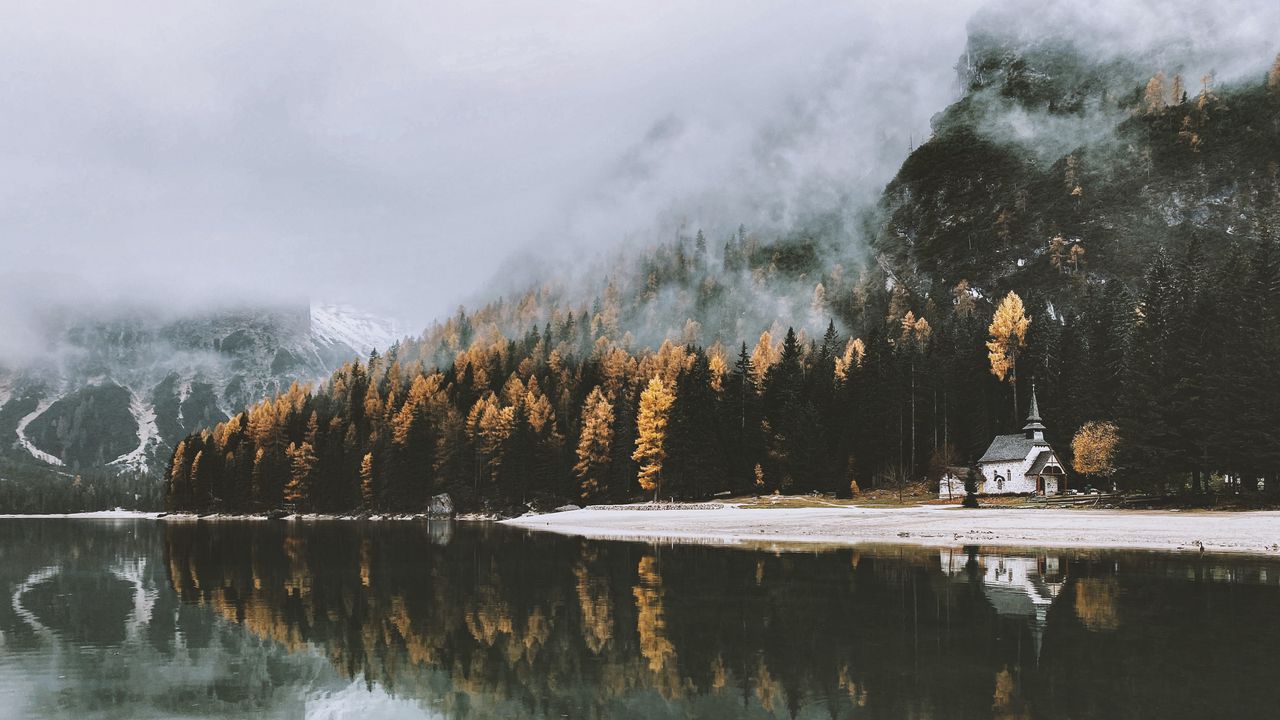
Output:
[{"xmin": 1023, "ymin": 381, "xmax": 1046, "ymax": 441}]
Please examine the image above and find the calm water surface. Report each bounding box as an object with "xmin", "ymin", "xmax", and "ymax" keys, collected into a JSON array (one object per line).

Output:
[{"xmin": 1, "ymin": 519, "xmax": 1278, "ymax": 719}]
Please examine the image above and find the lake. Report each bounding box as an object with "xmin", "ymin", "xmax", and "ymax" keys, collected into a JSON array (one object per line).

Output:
[{"xmin": 1, "ymin": 519, "xmax": 1278, "ymax": 719}]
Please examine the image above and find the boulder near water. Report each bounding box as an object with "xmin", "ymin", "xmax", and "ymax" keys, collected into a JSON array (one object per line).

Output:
[{"xmin": 428, "ymin": 493, "xmax": 455, "ymax": 518}]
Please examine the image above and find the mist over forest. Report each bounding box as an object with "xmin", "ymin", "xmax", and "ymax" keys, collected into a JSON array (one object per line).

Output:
[{"xmin": 2, "ymin": 0, "xmax": 1279, "ymax": 512}]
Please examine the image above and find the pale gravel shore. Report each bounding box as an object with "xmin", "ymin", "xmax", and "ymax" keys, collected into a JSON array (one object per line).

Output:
[
  {"xmin": 0, "ymin": 510, "xmax": 162, "ymax": 520},
  {"xmin": 503, "ymin": 504, "xmax": 1280, "ymax": 555}
]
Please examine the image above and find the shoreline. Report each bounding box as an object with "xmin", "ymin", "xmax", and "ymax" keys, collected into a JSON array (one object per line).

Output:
[
  {"xmin": 503, "ymin": 503, "xmax": 1280, "ymax": 556},
  {"xmin": 0, "ymin": 510, "xmax": 487, "ymax": 521},
  {"xmin": 0, "ymin": 510, "xmax": 164, "ymax": 520}
]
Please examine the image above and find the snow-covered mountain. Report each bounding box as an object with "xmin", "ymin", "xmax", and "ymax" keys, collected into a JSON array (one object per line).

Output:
[
  {"xmin": 310, "ymin": 303, "xmax": 404, "ymax": 358},
  {"xmin": 0, "ymin": 303, "xmax": 402, "ymax": 476}
]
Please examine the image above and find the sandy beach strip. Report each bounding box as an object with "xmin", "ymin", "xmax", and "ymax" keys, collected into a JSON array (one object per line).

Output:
[
  {"xmin": 0, "ymin": 510, "xmax": 163, "ymax": 520},
  {"xmin": 503, "ymin": 504, "xmax": 1280, "ymax": 555}
]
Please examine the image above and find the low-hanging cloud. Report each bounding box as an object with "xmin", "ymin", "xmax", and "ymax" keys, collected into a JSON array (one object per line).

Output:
[
  {"xmin": 0, "ymin": 0, "xmax": 982, "ymax": 359},
  {"xmin": 1, "ymin": 0, "xmax": 1276, "ymax": 363}
]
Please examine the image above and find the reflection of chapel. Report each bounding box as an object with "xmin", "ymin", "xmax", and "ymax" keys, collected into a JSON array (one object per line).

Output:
[{"xmin": 976, "ymin": 384, "xmax": 1065, "ymax": 496}]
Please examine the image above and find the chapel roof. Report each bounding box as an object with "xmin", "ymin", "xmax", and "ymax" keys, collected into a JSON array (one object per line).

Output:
[
  {"xmin": 1026, "ymin": 450, "xmax": 1063, "ymax": 477},
  {"xmin": 978, "ymin": 434, "xmax": 1043, "ymax": 463}
]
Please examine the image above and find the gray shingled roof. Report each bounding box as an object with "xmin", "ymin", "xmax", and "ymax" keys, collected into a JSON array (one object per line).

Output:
[
  {"xmin": 978, "ymin": 434, "xmax": 1041, "ymax": 463},
  {"xmin": 1026, "ymin": 450, "xmax": 1062, "ymax": 476}
]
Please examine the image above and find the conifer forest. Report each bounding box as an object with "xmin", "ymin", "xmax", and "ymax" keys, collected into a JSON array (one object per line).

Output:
[{"xmin": 160, "ymin": 44, "xmax": 1280, "ymax": 514}]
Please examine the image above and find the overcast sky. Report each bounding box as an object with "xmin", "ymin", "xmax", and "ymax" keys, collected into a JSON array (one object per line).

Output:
[
  {"xmin": 0, "ymin": 0, "xmax": 986, "ymax": 333},
  {"xmin": 1, "ymin": 0, "xmax": 1275, "ymax": 343}
]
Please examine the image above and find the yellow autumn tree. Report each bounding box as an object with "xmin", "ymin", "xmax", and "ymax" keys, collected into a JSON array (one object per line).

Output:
[
  {"xmin": 575, "ymin": 387, "xmax": 615, "ymax": 501},
  {"xmin": 707, "ymin": 342, "xmax": 729, "ymax": 392},
  {"xmin": 189, "ymin": 449, "xmax": 205, "ymax": 505},
  {"xmin": 524, "ymin": 377, "xmax": 561, "ymax": 446},
  {"xmin": 467, "ymin": 393, "xmax": 514, "ymax": 485},
  {"xmin": 901, "ymin": 311, "xmax": 932, "ymax": 482},
  {"xmin": 168, "ymin": 439, "xmax": 189, "ymax": 507},
  {"xmin": 1197, "ymin": 73, "xmax": 1217, "ymax": 112},
  {"xmin": 1143, "ymin": 71, "xmax": 1167, "ymax": 114},
  {"xmin": 749, "ymin": 330, "xmax": 780, "ymax": 388},
  {"xmin": 392, "ymin": 374, "xmax": 440, "ymax": 446},
  {"xmin": 811, "ymin": 282, "xmax": 827, "ymax": 313},
  {"xmin": 1069, "ymin": 243, "xmax": 1086, "ymax": 273},
  {"xmin": 360, "ymin": 452, "xmax": 375, "ymax": 512},
  {"xmin": 284, "ymin": 441, "xmax": 316, "ymax": 509},
  {"xmin": 633, "ymin": 377, "xmax": 675, "ymax": 501},
  {"xmin": 251, "ymin": 446, "xmax": 269, "ymax": 505},
  {"xmin": 1071, "ymin": 421, "xmax": 1119, "ymax": 479},
  {"xmin": 900, "ymin": 311, "xmax": 932, "ymax": 351},
  {"xmin": 1270, "ymin": 53, "xmax": 1280, "ymax": 95},
  {"xmin": 834, "ymin": 337, "xmax": 866, "ymax": 383},
  {"xmin": 987, "ymin": 291, "xmax": 1031, "ymax": 421},
  {"xmin": 953, "ymin": 279, "xmax": 976, "ymax": 318},
  {"xmin": 1049, "ymin": 234, "xmax": 1068, "ymax": 272}
]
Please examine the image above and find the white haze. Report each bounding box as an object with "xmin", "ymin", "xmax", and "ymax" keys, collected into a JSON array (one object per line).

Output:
[{"xmin": 1, "ymin": 0, "xmax": 1277, "ymax": 362}]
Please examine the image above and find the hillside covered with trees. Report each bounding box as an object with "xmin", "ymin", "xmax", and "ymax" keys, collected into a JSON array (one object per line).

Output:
[{"xmin": 164, "ymin": 37, "xmax": 1280, "ymax": 514}]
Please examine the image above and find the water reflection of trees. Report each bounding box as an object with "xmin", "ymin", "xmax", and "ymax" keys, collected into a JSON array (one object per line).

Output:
[
  {"xmin": 0, "ymin": 520, "xmax": 339, "ymax": 717},
  {"xmin": 160, "ymin": 523, "xmax": 1280, "ymax": 719}
]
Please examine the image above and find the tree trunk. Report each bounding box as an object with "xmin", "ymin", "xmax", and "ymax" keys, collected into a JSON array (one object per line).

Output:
[
  {"xmin": 1011, "ymin": 366, "xmax": 1019, "ymax": 426},
  {"xmin": 910, "ymin": 359, "xmax": 916, "ymax": 483}
]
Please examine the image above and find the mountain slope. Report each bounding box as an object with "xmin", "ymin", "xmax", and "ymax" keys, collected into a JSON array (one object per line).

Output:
[
  {"xmin": 0, "ymin": 303, "xmax": 400, "ymax": 479},
  {"xmin": 873, "ymin": 31, "xmax": 1280, "ymax": 310},
  {"xmin": 159, "ymin": 26, "xmax": 1280, "ymax": 515}
]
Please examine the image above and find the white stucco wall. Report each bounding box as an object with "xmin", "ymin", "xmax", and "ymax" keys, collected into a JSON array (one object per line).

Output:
[
  {"xmin": 938, "ymin": 474, "xmax": 964, "ymax": 499},
  {"xmin": 981, "ymin": 460, "xmax": 1038, "ymax": 494},
  {"xmin": 978, "ymin": 442, "xmax": 1063, "ymax": 495}
]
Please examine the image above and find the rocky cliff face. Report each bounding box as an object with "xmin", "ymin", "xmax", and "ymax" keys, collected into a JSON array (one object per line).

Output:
[
  {"xmin": 0, "ymin": 303, "xmax": 400, "ymax": 477},
  {"xmin": 872, "ymin": 29, "xmax": 1280, "ymax": 316}
]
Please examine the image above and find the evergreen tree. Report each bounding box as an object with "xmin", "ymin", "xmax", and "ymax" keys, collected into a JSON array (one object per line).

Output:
[
  {"xmin": 1117, "ymin": 250, "xmax": 1178, "ymax": 490},
  {"xmin": 667, "ymin": 350, "xmax": 723, "ymax": 499}
]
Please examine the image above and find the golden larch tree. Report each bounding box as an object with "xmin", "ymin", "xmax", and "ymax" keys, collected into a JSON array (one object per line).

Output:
[
  {"xmin": 168, "ymin": 439, "xmax": 189, "ymax": 506},
  {"xmin": 189, "ymin": 449, "xmax": 205, "ymax": 505},
  {"xmin": 707, "ymin": 342, "xmax": 729, "ymax": 392},
  {"xmin": 360, "ymin": 452, "xmax": 375, "ymax": 512},
  {"xmin": 1143, "ymin": 71, "xmax": 1166, "ymax": 114},
  {"xmin": 953, "ymin": 279, "xmax": 976, "ymax": 318},
  {"xmin": 1071, "ymin": 421, "xmax": 1119, "ymax": 479},
  {"xmin": 633, "ymin": 377, "xmax": 675, "ymax": 501},
  {"xmin": 834, "ymin": 337, "xmax": 866, "ymax": 383},
  {"xmin": 900, "ymin": 311, "xmax": 932, "ymax": 482},
  {"xmin": 749, "ymin": 330, "xmax": 780, "ymax": 388},
  {"xmin": 575, "ymin": 387, "xmax": 615, "ymax": 501},
  {"xmin": 1269, "ymin": 53, "xmax": 1280, "ymax": 96},
  {"xmin": 284, "ymin": 441, "xmax": 316, "ymax": 509},
  {"xmin": 251, "ymin": 446, "xmax": 268, "ymax": 506},
  {"xmin": 987, "ymin": 291, "xmax": 1031, "ymax": 421},
  {"xmin": 524, "ymin": 377, "xmax": 560, "ymax": 444}
]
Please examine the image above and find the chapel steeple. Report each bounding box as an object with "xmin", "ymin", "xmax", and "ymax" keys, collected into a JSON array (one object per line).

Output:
[{"xmin": 1023, "ymin": 381, "xmax": 1046, "ymax": 442}]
